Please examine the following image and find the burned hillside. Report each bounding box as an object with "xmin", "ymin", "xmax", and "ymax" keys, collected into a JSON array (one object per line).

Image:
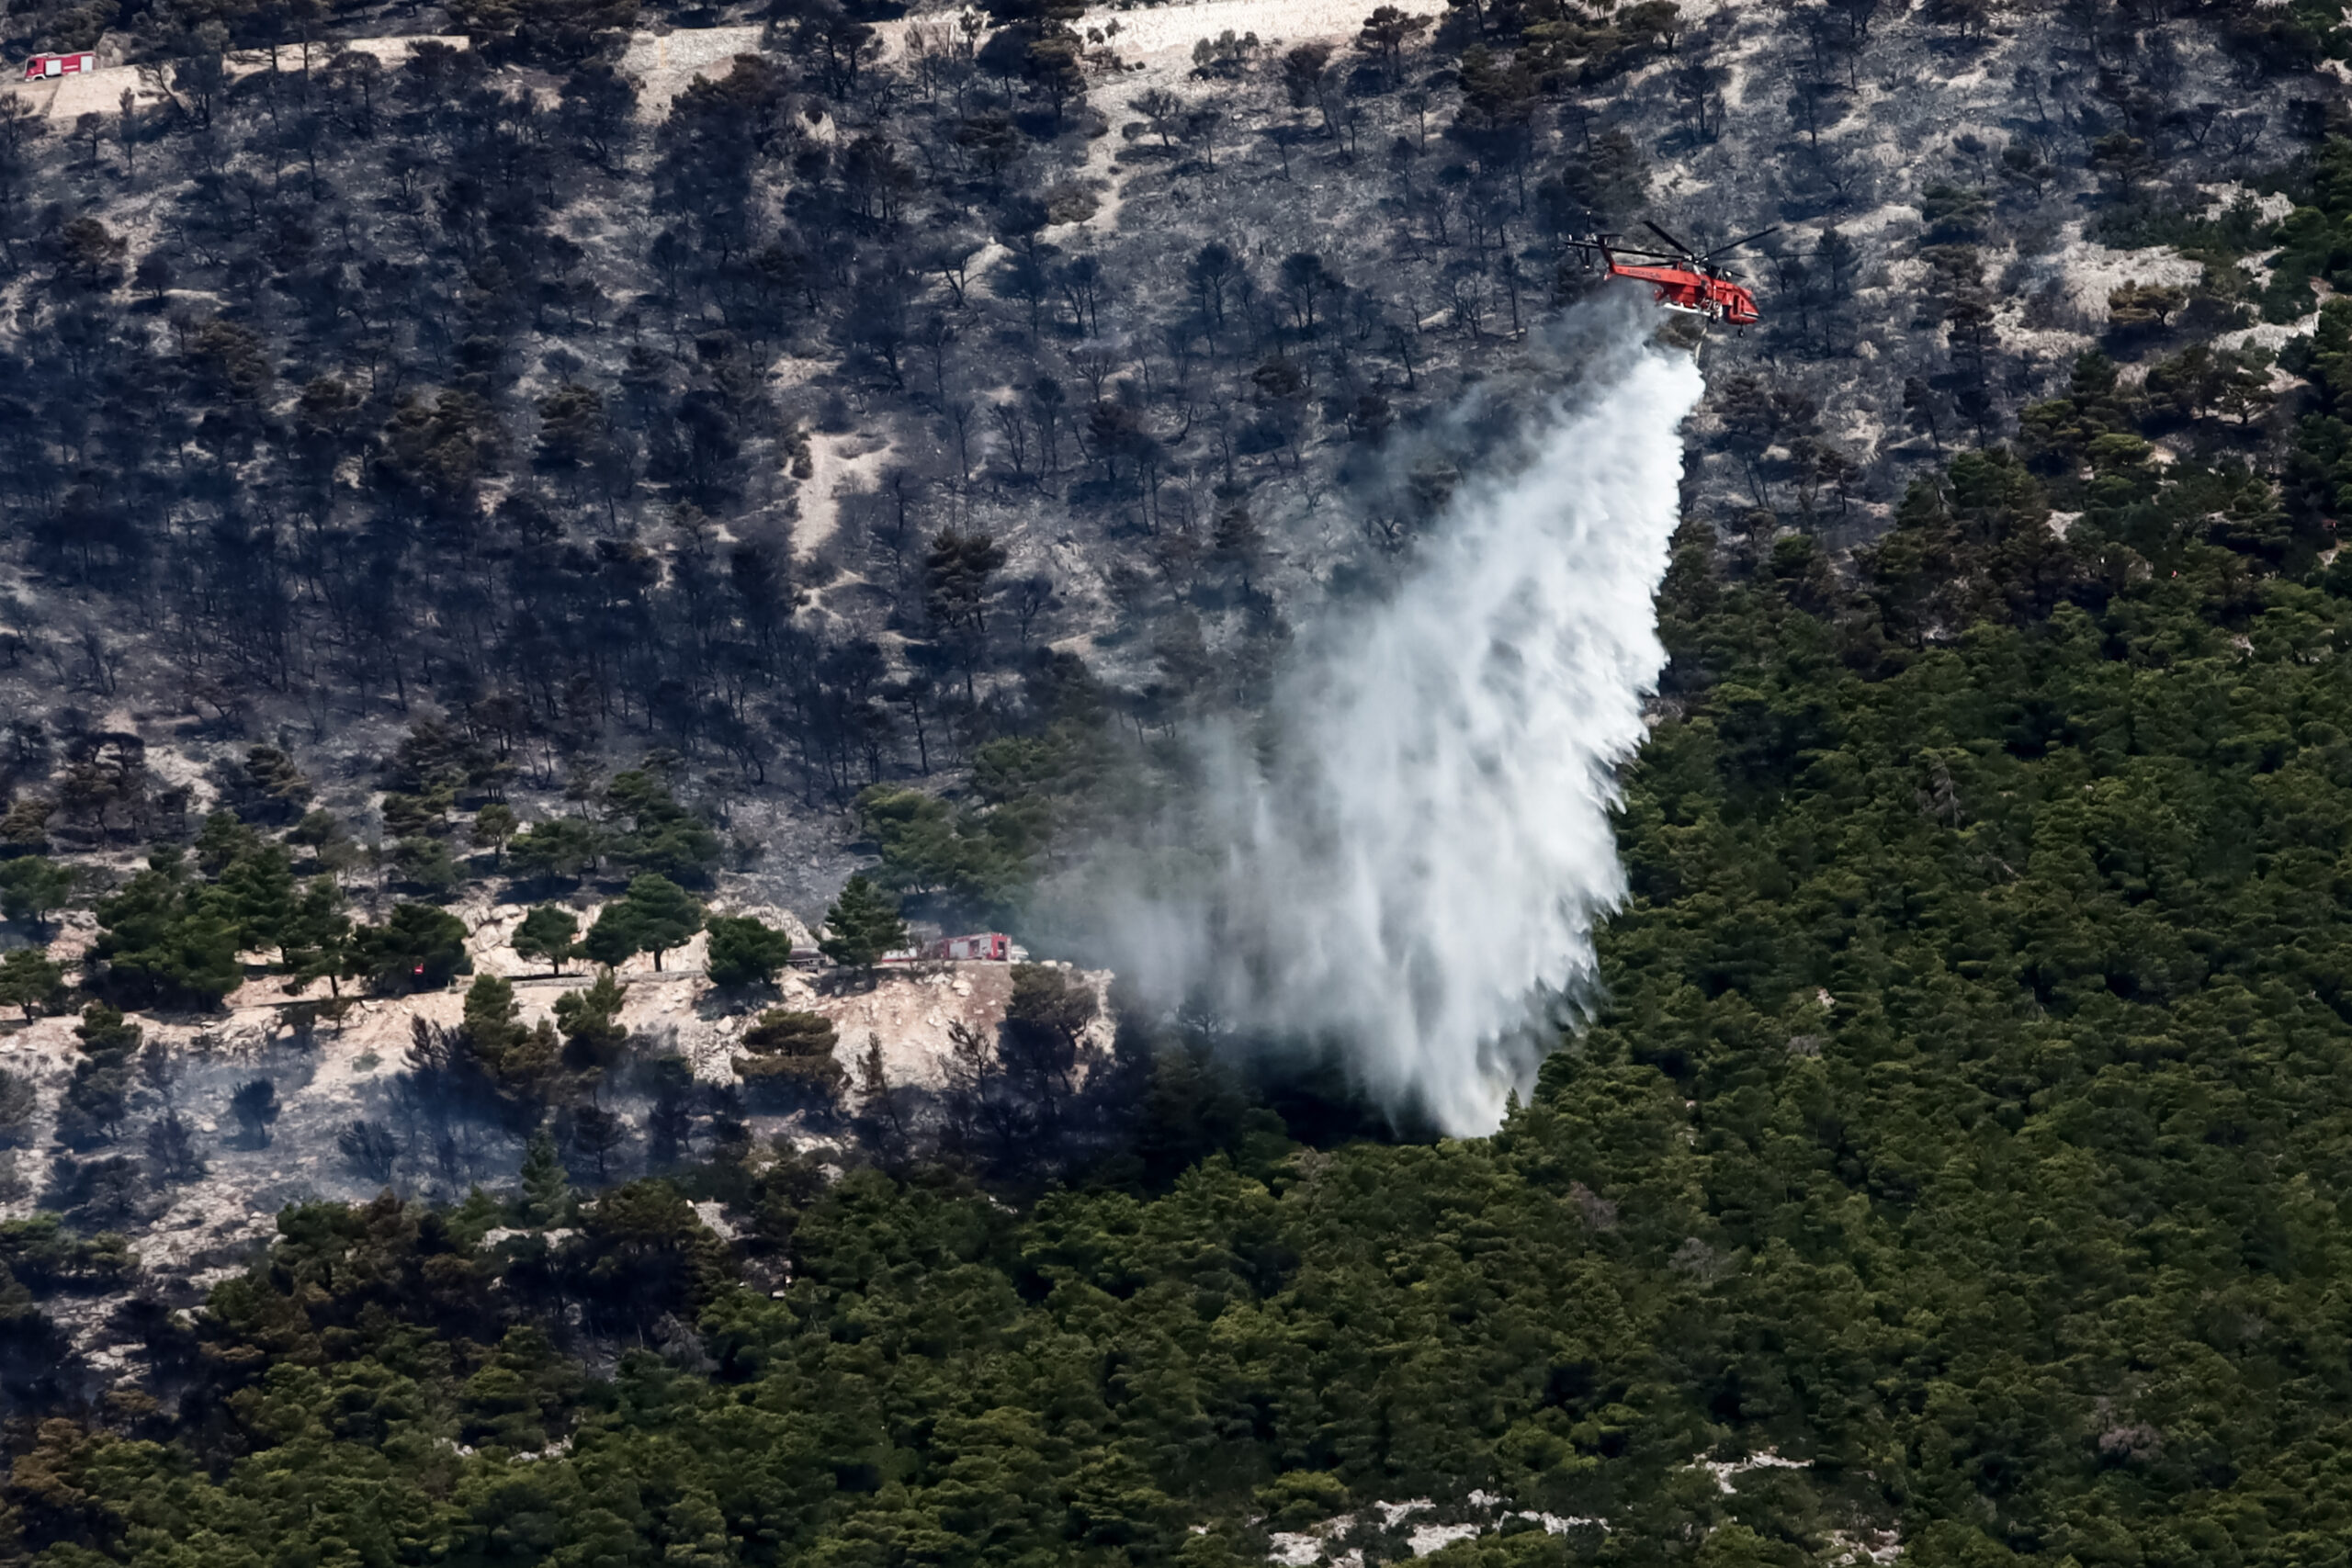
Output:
[{"xmin": 0, "ymin": 0, "xmax": 2324, "ymax": 825}]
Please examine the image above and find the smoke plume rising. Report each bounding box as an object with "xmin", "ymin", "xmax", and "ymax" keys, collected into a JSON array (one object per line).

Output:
[{"xmin": 1091, "ymin": 312, "xmax": 1704, "ymax": 1135}]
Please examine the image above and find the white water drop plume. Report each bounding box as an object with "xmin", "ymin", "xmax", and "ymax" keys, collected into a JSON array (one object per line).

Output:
[{"xmin": 1075, "ymin": 310, "xmax": 1705, "ymax": 1135}]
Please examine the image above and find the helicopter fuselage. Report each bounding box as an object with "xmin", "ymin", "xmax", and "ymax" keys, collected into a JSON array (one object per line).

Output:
[
  {"xmin": 1600, "ymin": 258, "xmax": 1761, "ymax": 327},
  {"xmin": 1567, "ymin": 225, "xmax": 1774, "ymax": 329}
]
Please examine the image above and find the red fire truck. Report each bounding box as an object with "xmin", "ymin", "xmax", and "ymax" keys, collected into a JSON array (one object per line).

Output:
[
  {"xmin": 875, "ymin": 931, "xmax": 1017, "ymax": 965},
  {"xmin": 22, "ymin": 52, "xmax": 97, "ymax": 81},
  {"xmin": 929, "ymin": 932, "xmax": 1012, "ymax": 962}
]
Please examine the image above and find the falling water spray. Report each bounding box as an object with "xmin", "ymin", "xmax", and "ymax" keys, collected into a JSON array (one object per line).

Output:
[{"xmin": 1088, "ymin": 310, "xmax": 1705, "ymax": 1135}]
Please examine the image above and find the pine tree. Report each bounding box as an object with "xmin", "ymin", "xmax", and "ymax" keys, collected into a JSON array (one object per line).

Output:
[
  {"xmin": 518, "ymin": 1129, "xmax": 571, "ymax": 1226},
  {"xmin": 0, "ymin": 857, "xmax": 74, "ymax": 934},
  {"xmin": 394, "ymin": 837, "xmax": 462, "ymax": 895},
  {"xmin": 218, "ymin": 845, "xmax": 297, "ymax": 956},
  {"xmin": 75, "ymin": 1002, "xmax": 141, "ymax": 1055},
  {"xmin": 336, "ymin": 1120, "xmax": 400, "ymax": 1185},
  {"xmin": 554, "ymin": 968, "xmax": 628, "ymax": 1071},
  {"xmin": 734, "ymin": 1009, "xmax": 843, "ymax": 1108},
  {"xmin": 282, "ymin": 877, "xmax": 353, "ymax": 997},
  {"xmin": 462, "ymin": 974, "xmax": 560, "ymax": 1097},
  {"xmin": 193, "ymin": 812, "xmax": 262, "ymax": 876},
  {"xmin": 705, "ymin": 915, "xmax": 791, "ymax": 987},
  {"xmin": 145, "ymin": 1111, "xmax": 206, "ymax": 1184},
  {"xmin": 513, "ymin": 904, "xmax": 581, "ymax": 975},
  {"xmin": 646, "ymin": 1057, "xmax": 695, "ymax": 1170},
  {"xmin": 0, "ymin": 799, "xmax": 53, "ymax": 855},
  {"xmin": 90, "ymin": 851, "xmax": 244, "ymax": 1009},
  {"xmin": 463, "ymin": 975, "xmax": 529, "ymax": 1064},
  {"xmin": 472, "ymin": 803, "xmax": 517, "ymax": 863},
  {"xmin": 579, "ymin": 900, "xmax": 643, "ymax": 969},
  {"xmin": 565, "ymin": 1104, "xmax": 627, "ymax": 1184},
  {"xmin": 243, "ymin": 745, "xmax": 312, "ymax": 819},
  {"xmin": 508, "ymin": 817, "xmax": 606, "ymax": 882},
  {"xmin": 852, "ymin": 1031, "xmax": 910, "ymax": 1168},
  {"xmin": 349, "ymin": 902, "xmax": 470, "ymax": 992},
  {"xmin": 0, "ymin": 948, "xmax": 63, "ymax": 1020},
  {"xmin": 230, "ymin": 1078, "xmax": 279, "ymax": 1148},
  {"xmin": 56, "ymin": 1004, "xmax": 140, "ymax": 1149},
  {"xmin": 291, "ymin": 810, "xmax": 361, "ymax": 881},
  {"xmin": 820, "ymin": 874, "xmax": 909, "ymax": 976},
  {"xmin": 622, "ymin": 875, "xmax": 704, "ymax": 971}
]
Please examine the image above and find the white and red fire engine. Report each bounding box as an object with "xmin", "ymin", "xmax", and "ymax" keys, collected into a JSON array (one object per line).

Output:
[
  {"xmin": 929, "ymin": 931, "xmax": 1012, "ymax": 962},
  {"xmin": 22, "ymin": 52, "xmax": 97, "ymax": 81},
  {"xmin": 876, "ymin": 931, "xmax": 1016, "ymax": 965}
]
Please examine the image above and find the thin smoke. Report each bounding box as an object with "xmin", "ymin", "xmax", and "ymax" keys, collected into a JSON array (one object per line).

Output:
[{"xmin": 1083, "ymin": 308, "xmax": 1704, "ymax": 1135}]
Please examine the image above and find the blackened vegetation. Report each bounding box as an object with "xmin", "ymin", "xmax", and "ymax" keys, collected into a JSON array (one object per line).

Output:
[
  {"xmin": 0, "ymin": 0, "xmax": 1685, "ymax": 829},
  {"xmin": 0, "ymin": 0, "xmax": 2320, "ymax": 906}
]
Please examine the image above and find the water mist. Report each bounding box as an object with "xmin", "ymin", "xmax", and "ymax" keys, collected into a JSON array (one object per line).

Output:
[{"xmin": 1090, "ymin": 310, "xmax": 1705, "ymax": 1136}]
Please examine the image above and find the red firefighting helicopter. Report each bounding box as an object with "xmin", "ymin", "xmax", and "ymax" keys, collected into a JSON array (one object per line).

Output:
[{"xmin": 1567, "ymin": 220, "xmax": 1780, "ymax": 328}]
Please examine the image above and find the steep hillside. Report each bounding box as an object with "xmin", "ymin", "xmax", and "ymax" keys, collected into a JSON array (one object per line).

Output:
[
  {"xmin": 0, "ymin": 0, "xmax": 2347, "ymax": 1562},
  {"xmin": 0, "ymin": 0, "xmax": 2321, "ymax": 855}
]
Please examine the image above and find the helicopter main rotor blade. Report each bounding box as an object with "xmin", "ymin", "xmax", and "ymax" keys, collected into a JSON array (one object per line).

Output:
[
  {"xmin": 1643, "ymin": 219, "xmax": 1699, "ymax": 256},
  {"xmin": 1702, "ymin": 224, "xmax": 1782, "ymax": 260},
  {"xmin": 1570, "ymin": 239, "xmax": 1682, "ymax": 263}
]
